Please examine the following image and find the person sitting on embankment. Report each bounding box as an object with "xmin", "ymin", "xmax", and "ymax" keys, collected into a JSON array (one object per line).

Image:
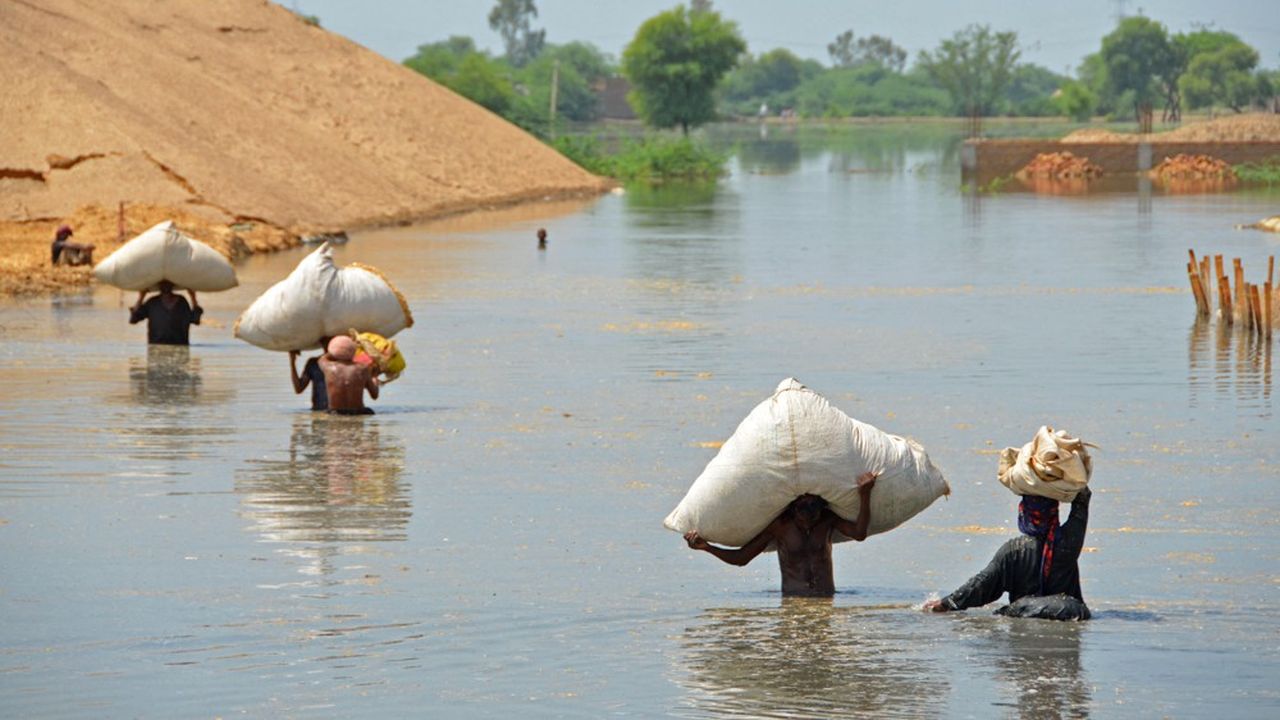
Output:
[
  {"xmin": 924, "ymin": 487, "xmax": 1092, "ymax": 620},
  {"xmin": 129, "ymin": 281, "xmax": 201, "ymax": 345},
  {"xmin": 319, "ymin": 336, "xmax": 378, "ymax": 416},
  {"xmin": 289, "ymin": 337, "xmax": 330, "ymax": 412},
  {"xmin": 50, "ymin": 225, "xmax": 95, "ymax": 266},
  {"xmin": 684, "ymin": 471, "xmax": 878, "ymax": 597}
]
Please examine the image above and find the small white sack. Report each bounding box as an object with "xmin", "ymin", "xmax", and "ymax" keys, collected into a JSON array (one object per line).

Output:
[
  {"xmin": 93, "ymin": 220, "xmax": 238, "ymax": 292},
  {"xmin": 234, "ymin": 243, "xmax": 413, "ymax": 351},
  {"xmin": 997, "ymin": 426, "xmax": 1092, "ymax": 502},
  {"xmin": 664, "ymin": 378, "xmax": 950, "ymax": 548}
]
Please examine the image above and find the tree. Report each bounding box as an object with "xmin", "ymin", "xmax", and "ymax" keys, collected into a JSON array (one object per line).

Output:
[
  {"xmin": 488, "ymin": 0, "xmax": 545, "ymax": 67},
  {"xmin": 719, "ymin": 48, "xmax": 823, "ymax": 115},
  {"xmin": 828, "ymin": 30, "xmax": 856, "ymax": 68},
  {"xmin": 621, "ymin": 5, "xmax": 746, "ymax": 134},
  {"xmin": 917, "ymin": 25, "xmax": 1021, "ymax": 117},
  {"xmin": 1005, "ymin": 63, "xmax": 1067, "ymax": 115},
  {"xmin": 1100, "ymin": 16, "xmax": 1178, "ymax": 125},
  {"xmin": 517, "ymin": 42, "xmax": 616, "ymax": 123},
  {"xmin": 403, "ymin": 37, "xmax": 515, "ymax": 115},
  {"xmin": 404, "ymin": 36, "xmax": 479, "ymax": 79},
  {"xmin": 1054, "ymin": 80, "xmax": 1097, "ymax": 121},
  {"xmin": 1179, "ymin": 41, "xmax": 1261, "ymax": 112},
  {"xmin": 854, "ymin": 35, "xmax": 907, "ymax": 73}
]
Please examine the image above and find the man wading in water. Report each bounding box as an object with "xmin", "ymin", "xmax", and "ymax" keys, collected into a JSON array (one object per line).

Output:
[
  {"xmin": 129, "ymin": 281, "xmax": 202, "ymax": 345},
  {"xmin": 684, "ymin": 471, "xmax": 878, "ymax": 597},
  {"xmin": 319, "ymin": 336, "xmax": 379, "ymax": 415}
]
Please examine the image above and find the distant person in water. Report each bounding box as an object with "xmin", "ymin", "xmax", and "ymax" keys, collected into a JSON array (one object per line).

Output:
[
  {"xmin": 537, "ymin": 228, "xmax": 547, "ymax": 250},
  {"xmin": 50, "ymin": 225, "xmax": 94, "ymax": 266},
  {"xmin": 924, "ymin": 487, "xmax": 1092, "ymax": 620},
  {"xmin": 684, "ymin": 471, "xmax": 878, "ymax": 597},
  {"xmin": 129, "ymin": 281, "xmax": 202, "ymax": 345},
  {"xmin": 319, "ymin": 335, "xmax": 378, "ymax": 415},
  {"xmin": 289, "ymin": 337, "xmax": 331, "ymax": 411}
]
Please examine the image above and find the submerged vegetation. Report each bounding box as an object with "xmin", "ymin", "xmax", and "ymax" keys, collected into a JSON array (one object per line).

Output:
[
  {"xmin": 1234, "ymin": 157, "xmax": 1280, "ymax": 185},
  {"xmin": 552, "ymin": 135, "xmax": 728, "ymax": 182}
]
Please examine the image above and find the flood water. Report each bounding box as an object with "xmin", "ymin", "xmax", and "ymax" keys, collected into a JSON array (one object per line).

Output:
[{"xmin": 2, "ymin": 122, "xmax": 1278, "ymax": 718}]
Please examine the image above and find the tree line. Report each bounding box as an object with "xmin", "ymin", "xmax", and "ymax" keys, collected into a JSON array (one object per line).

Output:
[{"xmin": 399, "ymin": 1, "xmax": 1277, "ymax": 136}]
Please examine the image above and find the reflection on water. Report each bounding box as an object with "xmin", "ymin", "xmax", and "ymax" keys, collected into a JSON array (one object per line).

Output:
[
  {"xmin": 106, "ymin": 345, "xmax": 237, "ymax": 463},
  {"xmin": 738, "ymin": 138, "xmax": 802, "ymax": 176},
  {"xmin": 1188, "ymin": 318, "xmax": 1272, "ymax": 415},
  {"xmin": 675, "ymin": 600, "xmax": 948, "ymax": 719},
  {"xmin": 236, "ymin": 413, "xmax": 410, "ymax": 547},
  {"xmin": 973, "ymin": 618, "xmax": 1091, "ymax": 720},
  {"xmin": 127, "ymin": 345, "xmax": 207, "ymax": 406}
]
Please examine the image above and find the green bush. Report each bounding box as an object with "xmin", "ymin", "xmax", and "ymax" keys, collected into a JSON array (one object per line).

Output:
[
  {"xmin": 552, "ymin": 135, "xmax": 727, "ymax": 182},
  {"xmin": 1235, "ymin": 157, "xmax": 1280, "ymax": 185}
]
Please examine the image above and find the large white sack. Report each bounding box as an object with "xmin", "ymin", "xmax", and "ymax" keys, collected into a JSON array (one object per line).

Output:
[
  {"xmin": 664, "ymin": 378, "xmax": 950, "ymax": 548},
  {"xmin": 233, "ymin": 243, "xmax": 413, "ymax": 351},
  {"xmin": 997, "ymin": 426, "xmax": 1093, "ymax": 502},
  {"xmin": 93, "ymin": 220, "xmax": 238, "ymax": 292}
]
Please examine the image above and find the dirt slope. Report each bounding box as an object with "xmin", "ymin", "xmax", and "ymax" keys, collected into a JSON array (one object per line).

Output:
[
  {"xmin": 0, "ymin": 0, "xmax": 608, "ymax": 294},
  {"xmin": 1062, "ymin": 114, "xmax": 1280, "ymax": 143}
]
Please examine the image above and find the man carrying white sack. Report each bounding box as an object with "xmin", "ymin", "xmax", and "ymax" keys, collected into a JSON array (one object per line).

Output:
[
  {"xmin": 925, "ymin": 427, "xmax": 1093, "ymax": 621},
  {"xmin": 129, "ymin": 281, "xmax": 203, "ymax": 346},
  {"xmin": 685, "ymin": 471, "xmax": 879, "ymax": 597},
  {"xmin": 666, "ymin": 378, "xmax": 951, "ymax": 598}
]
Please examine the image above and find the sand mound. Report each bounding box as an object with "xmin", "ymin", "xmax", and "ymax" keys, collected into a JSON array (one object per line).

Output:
[
  {"xmin": 0, "ymin": 0, "xmax": 607, "ymax": 228},
  {"xmin": 1062, "ymin": 114, "xmax": 1280, "ymax": 143},
  {"xmin": 1017, "ymin": 152, "xmax": 1103, "ymax": 179}
]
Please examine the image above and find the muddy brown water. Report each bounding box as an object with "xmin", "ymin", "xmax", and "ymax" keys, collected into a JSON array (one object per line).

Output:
[{"xmin": 2, "ymin": 123, "xmax": 1278, "ymax": 717}]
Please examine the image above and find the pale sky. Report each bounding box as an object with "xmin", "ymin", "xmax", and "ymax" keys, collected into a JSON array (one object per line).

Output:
[{"xmin": 291, "ymin": 0, "xmax": 1278, "ymax": 76}]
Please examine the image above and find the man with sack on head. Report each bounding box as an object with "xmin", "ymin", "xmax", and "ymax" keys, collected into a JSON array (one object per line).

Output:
[
  {"xmin": 129, "ymin": 281, "xmax": 202, "ymax": 345},
  {"xmin": 319, "ymin": 336, "xmax": 379, "ymax": 415},
  {"xmin": 684, "ymin": 471, "xmax": 879, "ymax": 597},
  {"xmin": 925, "ymin": 427, "xmax": 1093, "ymax": 620}
]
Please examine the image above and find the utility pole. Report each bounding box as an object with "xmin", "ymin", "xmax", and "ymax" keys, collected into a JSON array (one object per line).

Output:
[
  {"xmin": 1111, "ymin": 0, "xmax": 1128, "ymax": 24},
  {"xmin": 548, "ymin": 59, "xmax": 560, "ymax": 138}
]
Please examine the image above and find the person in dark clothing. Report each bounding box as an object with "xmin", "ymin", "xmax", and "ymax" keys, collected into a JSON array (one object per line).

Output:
[
  {"xmin": 289, "ymin": 341, "xmax": 330, "ymax": 411},
  {"xmin": 537, "ymin": 228, "xmax": 547, "ymax": 250},
  {"xmin": 683, "ymin": 472, "xmax": 878, "ymax": 597},
  {"xmin": 925, "ymin": 487, "xmax": 1092, "ymax": 619},
  {"xmin": 129, "ymin": 281, "xmax": 203, "ymax": 345},
  {"xmin": 50, "ymin": 225, "xmax": 95, "ymax": 266}
]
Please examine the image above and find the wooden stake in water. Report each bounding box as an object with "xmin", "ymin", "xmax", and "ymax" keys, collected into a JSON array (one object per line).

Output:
[
  {"xmin": 1234, "ymin": 259, "xmax": 1246, "ymax": 325},
  {"xmin": 1265, "ymin": 281, "xmax": 1273, "ymax": 339},
  {"xmin": 1250, "ymin": 284, "xmax": 1264, "ymax": 338},
  {"xmin": 1187, "ymin": 258, "xmax": 1208, "ymax": 312}
]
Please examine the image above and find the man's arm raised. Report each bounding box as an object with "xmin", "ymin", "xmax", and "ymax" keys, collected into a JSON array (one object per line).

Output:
[
  {"xmin": 832, "ymin": 471, "xmax": 879, "ymax": 542},
  {"xmin": 684, "ymin": 522, "xmax": 775, "ymax": 567}
]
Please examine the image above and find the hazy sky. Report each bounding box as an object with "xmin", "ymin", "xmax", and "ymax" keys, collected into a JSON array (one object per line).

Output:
[{"xmin": 292, "ymin": 1, "xmax": 1278, "ymax": 75}]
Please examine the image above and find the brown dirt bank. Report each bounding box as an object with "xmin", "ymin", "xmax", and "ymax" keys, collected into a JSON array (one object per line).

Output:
[
  {"xmin": 1, "ymin": 0, "xmax": 609, "ymax": 296},
  {"xmin": 1062, "ymin": 114, "xmax": 1280, "ymax": 143}
]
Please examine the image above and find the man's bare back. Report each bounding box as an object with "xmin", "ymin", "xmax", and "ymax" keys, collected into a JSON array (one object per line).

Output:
[
  {"xmin": 318, "ymin": 337, "xmax": 378, "ymax": 414},
  {"xmin": 684, "ymin": 472, "xmax": 878, "ymax": 597}
]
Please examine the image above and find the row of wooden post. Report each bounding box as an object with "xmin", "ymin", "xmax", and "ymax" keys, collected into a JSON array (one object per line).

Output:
[{"xmin": 1187, "ymin": 250, "xmax": 1274, "ymax": 340}]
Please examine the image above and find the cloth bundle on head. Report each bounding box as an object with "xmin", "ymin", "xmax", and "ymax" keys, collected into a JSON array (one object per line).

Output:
[{"xmin": 998, "ymin": 426, "xmax": 1093, "ymax": 502}]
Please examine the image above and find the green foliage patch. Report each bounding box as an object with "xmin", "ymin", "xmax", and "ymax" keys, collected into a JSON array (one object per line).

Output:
[{"xmin": 552, "ymin": 135, "xmax": 728, "ymax": 182}]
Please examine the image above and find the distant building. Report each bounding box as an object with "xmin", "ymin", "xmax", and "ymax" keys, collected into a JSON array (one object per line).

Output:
[{"xmin": 596, "ymin": 76, "xmax": 637, "ymax": 120}]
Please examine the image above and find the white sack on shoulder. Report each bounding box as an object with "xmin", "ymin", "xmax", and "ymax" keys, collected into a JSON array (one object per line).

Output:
[
  {"xmin": 997, "ymin": 426, "xmax": 1093, "ymax": 502},
  {"xmin": 233, "ymin": 243, "xmax": 413, "ymax": 351},
  {"xmin": 663, "ymin": 378, "xmax": 950, "ymax": 548},
  {"xmin": 93, "ymin": 220, "xmax": 238, "ymax": 292}
]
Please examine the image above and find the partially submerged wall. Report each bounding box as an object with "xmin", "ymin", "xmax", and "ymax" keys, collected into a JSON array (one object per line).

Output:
[{"xmin": 962, "ymin": 140, "xmax": 1280, "ymax": 181}]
